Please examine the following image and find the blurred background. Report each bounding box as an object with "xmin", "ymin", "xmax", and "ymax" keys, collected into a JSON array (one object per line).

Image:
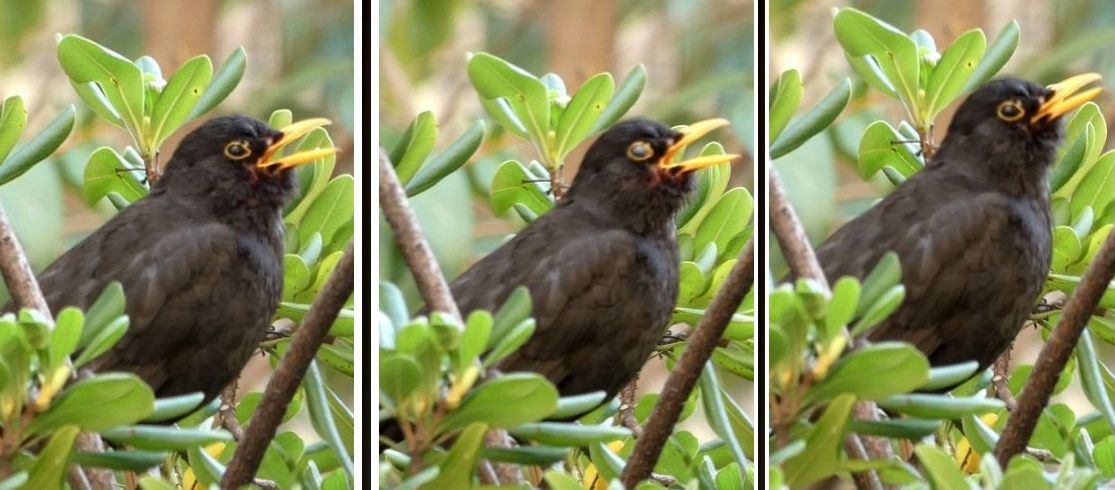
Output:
[
  {"xmin": 771, "ymin": 0, "xmax": 1115, "ymax": 417},
  {"xmin": 379, "ymin": 0, "xmax": 756, "ymax": 428},
  {"xmin": 0, "ymin": 0, "xmax": 354, "ymax": 437}
]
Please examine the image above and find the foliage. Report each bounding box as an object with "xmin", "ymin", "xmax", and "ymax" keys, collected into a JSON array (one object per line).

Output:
[
  {"xmin": 0, "ymin": 33, "xmax": 354, "ymax": 488},
  {"xmin": 380, "ymin": 51, "xmax": 754, "ymax": 488},
  {"xmin": 771, "ymin": 7, "xmax": 1115, "ymax": 488}
]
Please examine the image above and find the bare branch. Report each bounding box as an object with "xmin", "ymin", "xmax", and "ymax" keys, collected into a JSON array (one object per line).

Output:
[
  {"xmin": 221, "ymin": 241, "xmax": 354, "ymax": 488},
  {"xmin": 995, "ymin": 230, "xmax": 1115, "ymax": 465},
  {"xmin": 620, "ymin": 239, "xmax": 754, "ymax": 487}
]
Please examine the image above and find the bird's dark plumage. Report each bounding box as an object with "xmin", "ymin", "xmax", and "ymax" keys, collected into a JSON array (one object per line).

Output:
[
  {"xmin": 805, "ymin": 76, "xmax": 1100, "ymax": 374},
  {"xmin": 23, "ymin": 115, "xmax": 329, "ymax": 409},
  {"xmin": 445, "ymin": 118, "xmax": 731, "ymax": 400}
]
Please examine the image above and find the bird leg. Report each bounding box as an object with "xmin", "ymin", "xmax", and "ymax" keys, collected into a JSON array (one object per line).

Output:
[
  {"xmin": 618, "ymin": 378, "xmax": 643, "ymax": 439},
  {"xmin": 215, "ymin": 380, "xmax": 245, "ymax": 441},
  {"xmin": 990, "ymin": 348, "xmax": 1018, "ymax": 412}
]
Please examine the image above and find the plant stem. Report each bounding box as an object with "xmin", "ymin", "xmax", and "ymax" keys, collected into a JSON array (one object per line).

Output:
[
  {"xmin": 620, "ymin": 239, "xmax": 754, "ymax": 487},
  {"xmin": 221, "ymin": 241, "xmax": 353, "ymax": 488},
  {"xmin": 994, "ymin": 229, "xmax": 1115, "ymax": 465}
]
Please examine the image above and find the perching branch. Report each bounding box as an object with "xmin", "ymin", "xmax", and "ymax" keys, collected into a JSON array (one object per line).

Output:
[
  {"xmin": 0, "ymin": 202, "xmax": 115, "ymax": 490},
  {"xmin": 769, "ymin": 163, "xmax": 890, "ymax": 490},
  {"xmin": 221, "ymin": 240, "xmax": 354, "ymax": 489},
  {"xmin": 994, "ymin": 230, "xmax": 1115, "ymax": 465},
  {"xmin": 620, "ymin": 239, "xmax": 754, "ymax": 488},
  {"xmin": 378, "ymin": 150, "xmax": 523, "ymax": 485}
]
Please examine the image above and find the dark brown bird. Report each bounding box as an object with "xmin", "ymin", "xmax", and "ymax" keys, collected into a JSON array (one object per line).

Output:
[
  {"xmin": 445, "ymin": 118, "xmax": 733, "ymax": 401},
  {"xmin": 26, "ymin": 115, "xmax": 333, "ymax": 408},
  {"xmin": 806, "ymin": 74, "xmax": 1101, "ymax": 374}
]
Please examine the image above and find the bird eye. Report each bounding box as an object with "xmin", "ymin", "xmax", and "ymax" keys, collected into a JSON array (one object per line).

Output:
[
  {"xmin": 626, "ymin": 141, "xmax": 654, "ymax": 162},
  {"xmin": 996, "ymin": 100, "xmax": 1025, "ymax": 122},
  {"xmin": 224, "ymin": 140, "xmax": 252, "ymax": 160}
]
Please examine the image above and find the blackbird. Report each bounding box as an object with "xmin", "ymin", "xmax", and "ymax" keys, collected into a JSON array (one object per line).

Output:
[
  {"xmin": 446, "ymin": 118, "xmax": 734, "ymax": 400},
  {"xmin": 23, "ymin": 115, "xmax": 333, "ymax": 408},
  {"xmin": 803, "ymin": 74, "xmax": 1101, "ymax": 374}
]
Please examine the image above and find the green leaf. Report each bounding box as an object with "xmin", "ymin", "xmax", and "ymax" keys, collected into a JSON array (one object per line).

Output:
[
  {"xmin": 508, "ymin": 422, "xmax": 630, "ymax": 446},
  {"xmin": 478, "ymin": 97, "xmax": 528, "ymax": 139},
  {"xmin": 963, "ymin": 20, "xmax": 1019, "ymax": 92},
  {"xmin": 234, "ymin": 390, "xmax": 303, "ymax": 426},
  {"xmin": 490, "ymin": 286, "xmax": 532, "ymax": 346},
  {"xmin": 783, "ymin": 394, "xmax": 855, "ymax": 487},
  {"xmin": 303, "ymin": 361, "xmax": 354, "ymax": 478},
  {"xmin": 0, "ymin": 105, "xmax": 75, "ymax": 186},
  {"xmin": 483, "ymin": 318, "xmax": 535, "ymax": 368},
  {"xmin": 71, "ymin": 450, "xmax": 168, "ymax": 470},
  {"xmin": 425, "ymin": 423, "xmax": 487, "ymax": 489},
  {"xmin": 24, "ymin": 425, "xmax": 78, "ymax": 490},
  {"xmin": 550, "ymin": 391, "xmax": 606, "ymax": 420},
  {"xmin": 72, "ymin": 315, "xmax": 129, "ymax": 368},
  {"xmin": 1077, "ymin": 330, "xmax": 1115, "ymax": 435},
  {"xmin": 457, "ymin": 311, "xmax": 491, "ymax": 370},
  {"xmin": 925, "ymin": 29, "xmax": 986, "ymax": 118},
  {"xmin": 186, "ymin": 441, "xmax": 226, "ymax": 486},
  {"xmin": 317, "ymin": 340, "xmax": 355, "ymax": 376},
  {"xmin": 856, "ymin": 252, "xmax": 902, "ymax": 317},
  {"xmin": 467, "ymin": 52, "xmax": 550, "ymax": 145},
  {"xmin": 406, "ymin": 120, "xmax": 485, "ymax": 196},
  {"xmin": 677, "ymin": 142, "xmax": 733, "ymax": 232},
  {"xmin": 440, "ymin": 373, "xmax": 558, "ymax": 431},
  {"xmin": 770, "ymin": 78, "xmax": 852, "ymax": 159},
  {"xmin": 479, "ymin": 445, "xmax": 569, "ymax": 465},
  {"xmin": 56, "ymin": 35, "xmax": 144, "ymax": 129},
  {"xmin": 857, "ymin": 120, "xmax": 922, "ymax": 180},
  {"xmin": 150, "ymin": 54, "xmax": 212, "ymax": 146},
  {"xmin": 824, "ymin": 277, "xmax": 860, "ymax": 337},
  {"xmin": 916, "ymin": 444, "xmax": 969, "ymax": 489},
  {"xmin": 144, "ymin": 392, "xmax": 205, "ymax": 423},
  {"xmin": 555, "ymin": 73, "xmax": 614, "ymax": 157},
  {"xmin": 0, "ymin": 96, "xmax": 27, "ymax": 164},
  {"xmin": 392, "ymin": 111, "xmax": 438, "ymax": 184},
  {"xmin": 99, "ymin": 426, "xmax": 231, "ymax": 453},
  {"xmin": 877, "ymin": 393, "xmax": 1003, "ymax": 419},
  {"xmin": 588, "ymin": 64, "xmax": 646, "ymax": 135},
  {"xmin": 693, "ymin": 187, "xmax": 753, "ymax": 257},
  {"xmin": 769, "ymin": 69, "xmax": 804, "ymax": 144},
  {"xmin": 699, "ymin": 364, "xmax": 750, "ymax": 468},
  {"xmin": 186, "ymin": 46, "xmax": 246, "ymax": 121},
  {"xmin": 489, "ymin": 159, "xmax": 553, "ymax": 215},
  {"xmin": 832, "ymin": 8, "xmax": 919, "ymax": 105},
  {"xmin": 1070, "ymin": 150, "xmax": 1115, "ymax": 222},
  {"xmin": 921, "ymin": 361, "xmax": 980, "ymax": 391},
  {"xmin": 299, "ymin": 175, "xmax": 354, "ymax": 247},
  {"xmin": 28, "ymin": 373, "xmax": 153, "ymax": 434},
  {"xmin": 82, "ymin": 146, "xmax": 147, "ymax": 205},
  {"xmin": 849, "ymin": 418, "xmax": 941, "ymax": 438},
  {"xmin": 849, "ymin": 285, "xmax": 905, "ymax": 336},
  {"xmin": 79, "ymin": 282, "xmax": 126, "ymax": 347},
  {"xmin": 285, "ymin": 128, "xmax": 338, "ymax": 225},
  {"xmin": 49, "ymin": 307, "xmax": 83, "ymax": 369},
  {"xmin": 806, "ymin": 342, "xmax": 929, "ymax": 403}
]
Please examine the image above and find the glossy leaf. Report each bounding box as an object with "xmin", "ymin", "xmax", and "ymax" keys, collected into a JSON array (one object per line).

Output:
[
  {"xmin": 24, "ymin": 425, "xmax": 79, "ymax": 490},
  {"xmin": 588, "ymin": 64, "xmax": 646, "ymax": 134},
  {"xmin": 963, "ymin": 20, "xmax": 1019, "ymax": 92},
  {"xmin": 925, "ymin": 29, "xmax": 985, "ymax": 118},
  {"xmin": 28, "ymin": 373, "xmax": 154, "ymax": 434},
  {"xmin": 82, "ymin": 146, "xmax": 147, "ymax": 205},
  {"xmin": 150, "ymin": 54, "xmax": 212, "ymax": 146},
  {"xmin": 555, "ymin": 73, "xmax": 614, "ymax": 157},
  {"xmin": 0, "ymin": 105, "xmax": 75, "ymax": 186},
  {"xmin": 490, "ymin": 159, "xmax": 553, "ymax": 215},
  {"xmin": 57, "ymin": 35, "xmax": 144, "ymax": 129},
  {"xmin": 769, "ymin": 69, "xmax": 804, "ymax": 144},
  {"xmin": 440, "ymin": 373, "xmax": 558, "ymax": 431},
  {"xmin": 406, "ymin": 120, "xmax": 485, "ymax": 196},
  {"xmin": 0, "ymin": 96, "xmax": 27, "ymax": 164},
  {"xmin": 770, "ymin": 78, "xmax": 852, "ymax": 158},
  {"xmin": 186, "ymin": 47, "xmax": 246, "ymax": 120}
]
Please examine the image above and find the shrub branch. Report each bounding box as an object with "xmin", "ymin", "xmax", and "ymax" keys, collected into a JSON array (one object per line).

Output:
[
  {"xmin": 0, "ymin": 203, "xmax": 115, "ymax": 490},
  {"xmin": 378, "ymin": 150, "xmax": 523, "ymax": 485},
  {"xmin": 994, "ymin": 229, "xmax": 1115, "ymax": 465},
  {"xmin": 769, "ymin": 163, "xmax": 890, "ymax": 490},
  {"xmin": 221, "ymin": 240, "xmax": 354, "ymax": 488},
  {"xmin": 620, "ymin": 238, "xmax": 754, "ymax": 487}
]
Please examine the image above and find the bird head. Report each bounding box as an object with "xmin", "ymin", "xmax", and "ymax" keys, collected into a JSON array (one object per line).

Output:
[
  {"xmin": 159, "ymin": 115, "xmax": 335, "ymax": 202},
  {"xmin": 571, "ymin": 118, "xmax": 736, "ymax": 205},
  {"xmin": 944, "ymin": 74, "xmax": 1102, "ymax": 154}
]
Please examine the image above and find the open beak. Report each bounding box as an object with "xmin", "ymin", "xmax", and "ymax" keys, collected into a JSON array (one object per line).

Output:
[
  {"xmin": 1032, "ymin": 73, "xmax": 1103, "ymax": 125},
  {"xmin": 258, "ymin": 118, "xmax": 337, "ymax": 171},
  {"xmin": 659, "ymin": 118, "xmax": 738, "ymax": 174}
]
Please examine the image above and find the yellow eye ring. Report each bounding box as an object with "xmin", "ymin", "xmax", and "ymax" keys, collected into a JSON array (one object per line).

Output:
[
  {"xmin": 996, "ymin": 100, "xmax": 1025, "ymax": 122},
  {"xmin": 626, "ymin": 141, "xmax": 654, "ymax": 162},
  {"xmin": 224, "ymin": 140, "xmax": 252, "ymax": 160}
]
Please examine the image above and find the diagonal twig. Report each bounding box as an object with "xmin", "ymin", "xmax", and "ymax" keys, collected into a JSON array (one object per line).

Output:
[
  {"xmin": 994, "ymin": 230, "xmax": 1115, "ymax": 465},
  {"xmin": 221, "ymin": 240, "xmax": 354, "ymax": 488},
  {"xmin": 769, "ymin": 163, "xmax": 889, "ymax": 490},
  {"xmin": 620, "ymin": 239, "xmax": 754, "ymax": 487},
  {"xmin": 378, "ymin": 149, "xmax": 523, "ymax": 485},
  {"xmin": 0, "ymin": 203, "xmax": 115, "ymax": 490}
]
